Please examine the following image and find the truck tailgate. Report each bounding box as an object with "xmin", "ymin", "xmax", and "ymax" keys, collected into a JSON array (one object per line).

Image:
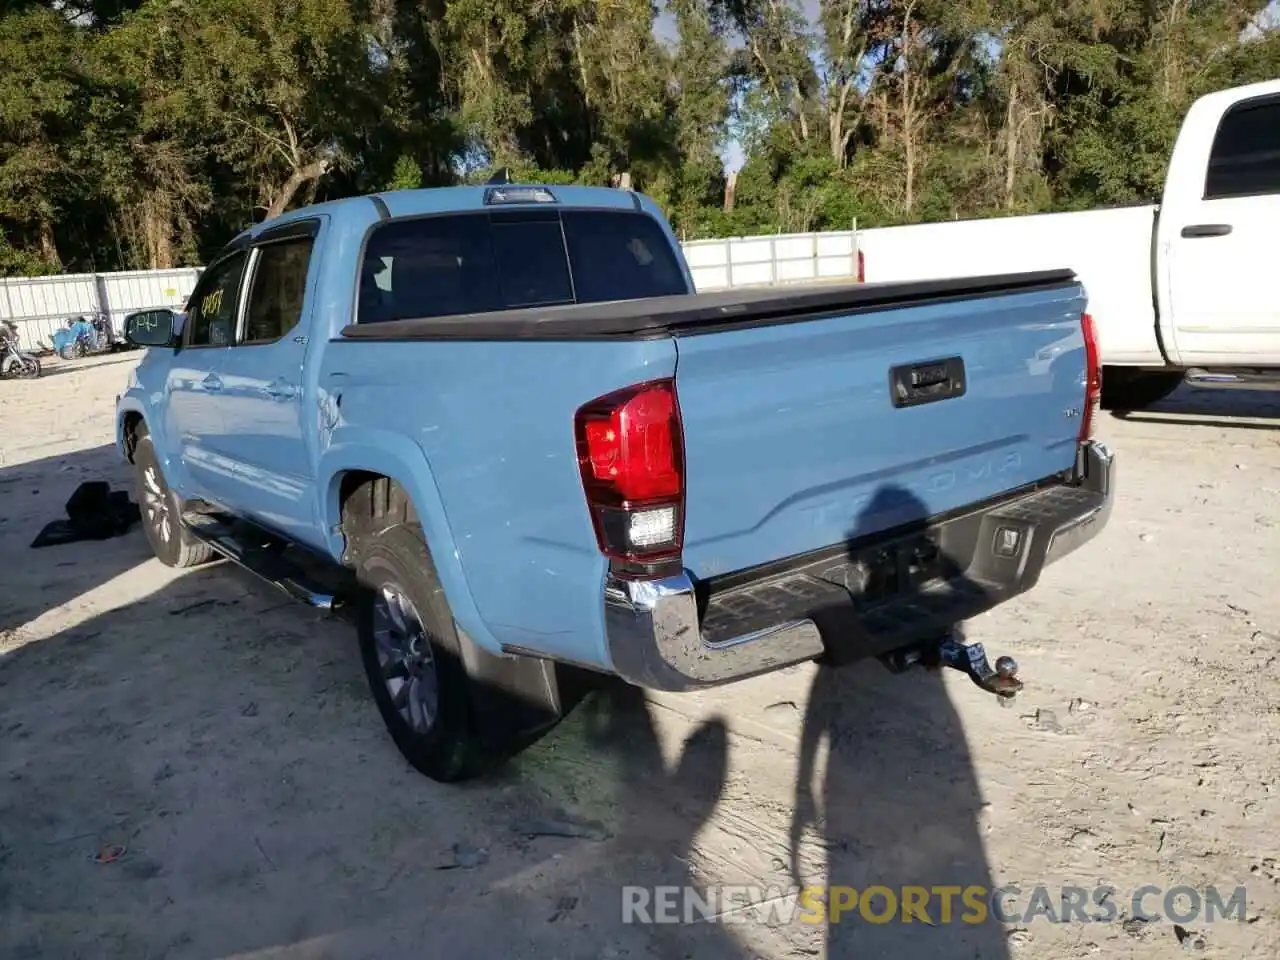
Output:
[{"xmin": 674, "ymin": 279, "xmax": 1088, "ymax": 580}]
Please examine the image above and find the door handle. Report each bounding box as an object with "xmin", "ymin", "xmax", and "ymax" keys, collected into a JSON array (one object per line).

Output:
[
  {"xmin": 889, "ymin": 356, "xmax": 966, "ymax": 409},
  {"xmin": 202, "ymin": 373, "xmax": 223, "ymax": 392},
  {"xmin": 1180, "ymin": 223, "xmax": 1232, "ymax": 239},
  {"xmin": 264, "ymin": 379, "xmax": 295, "ymax": 401}
]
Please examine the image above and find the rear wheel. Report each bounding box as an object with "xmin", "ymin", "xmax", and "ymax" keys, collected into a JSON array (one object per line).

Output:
[
  {"xmin": 131, "ymin": 425, "xmax": 215, "ymax": 568},
  {"xmin": 1100, "ymin": 367, "xmax": 1184, "ymax": 411},
  {"xmin": 353, "ymin": 524, "xmax": 491, "ymax": 782}
]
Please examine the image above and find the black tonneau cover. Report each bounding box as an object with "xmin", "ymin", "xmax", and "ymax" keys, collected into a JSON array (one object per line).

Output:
[{"xmin": 338, "ymin": 269, "xmax": 1078, "ymax": 342}]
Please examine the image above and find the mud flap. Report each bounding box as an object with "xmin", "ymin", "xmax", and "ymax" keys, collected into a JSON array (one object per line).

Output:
[{"xmin": 454, "ymin": 626, "xmax": 572, "ymax": 754}]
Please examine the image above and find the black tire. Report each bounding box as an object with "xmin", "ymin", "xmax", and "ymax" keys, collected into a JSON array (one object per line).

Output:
[
  {"xmin": 131, "ymin": 425, "xmax": 216, "ymax": 568},
  {"xmin": 1100, "ymin": 367, "xmax": 1184, "ymax": 411},
  {"xmin": 11, "ymin": 355, "xmax": 40, "ymax": 378},
  {"xmin": 353, "ymin": 524, "xmax": 490, "ymax": 782}
]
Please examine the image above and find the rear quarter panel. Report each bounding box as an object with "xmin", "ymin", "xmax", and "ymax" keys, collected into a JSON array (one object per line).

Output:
[{"xmin": 315, "ymin": 337, "xmax": 676, "ymax": 667}]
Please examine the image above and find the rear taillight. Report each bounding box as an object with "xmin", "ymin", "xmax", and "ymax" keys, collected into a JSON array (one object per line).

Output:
[
  {"xmin": 1080, "ymin": 311, "xmax": 1101, "ymax": 442},
  {"xmin": 575, "ymin": 379, "xmax": 685, "ymax": 565},
  {"xmin": 856, "ymin": 249, "xmax": 865, "ymax": 283}
]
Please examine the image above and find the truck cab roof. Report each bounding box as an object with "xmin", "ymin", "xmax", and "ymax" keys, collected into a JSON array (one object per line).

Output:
[{"xmin": 224, "ymin": 183, "xmax": 656, "ymax": 254}]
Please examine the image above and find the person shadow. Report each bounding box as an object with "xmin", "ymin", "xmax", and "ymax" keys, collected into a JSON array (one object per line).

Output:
[
  {"xmin": 567, "ymin": 677, "xmax": 750, "ymax": 958},
  {"xmin": 555, "ymin": 481, "xmax": 1015, "ymax": 958},
  {"xmin": 0, "ymin": 471, "xmax": 1011, "ymax": 960},
  {"xmin": 789, "ymin": 483, "xmax": 1014, "ymax": 959}
]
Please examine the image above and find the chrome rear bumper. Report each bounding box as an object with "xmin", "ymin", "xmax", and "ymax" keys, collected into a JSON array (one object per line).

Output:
[{"xmin": 604, "ymin": 440, "xmax": 1115, "ymax": 692}]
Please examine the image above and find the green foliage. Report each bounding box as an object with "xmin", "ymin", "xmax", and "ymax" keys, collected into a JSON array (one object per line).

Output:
[
  {"xmin": 0, "ymin": 0, "xmax": 1275, "ymax": 274},
  {"xmin": 0, "ymin": 7, "xmax": 91, "ymax": 271},
  {"xmin": 387, "ymin": 155, "xmax": 424, "ymax": 192}
]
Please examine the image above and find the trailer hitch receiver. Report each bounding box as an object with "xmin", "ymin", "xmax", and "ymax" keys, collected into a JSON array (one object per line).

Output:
[{"xmin": 882, "ymin": 634, "xmax": 1023, "ymax": 703}]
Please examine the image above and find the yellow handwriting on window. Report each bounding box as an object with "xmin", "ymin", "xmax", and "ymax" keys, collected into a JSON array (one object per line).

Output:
[{"xmin": 202, "ymin": 287, "xmax": 225, "ymax": 319}]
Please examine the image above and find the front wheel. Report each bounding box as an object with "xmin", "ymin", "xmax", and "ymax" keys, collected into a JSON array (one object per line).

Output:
[
  {"xmin": 131, "ymin": 425, "xmax": 215, "ymax": 568},
  {"xmin": 13, "ymin": 355, "xmax": 40, "ymax": 378},
  {"xmin": 353, "ymin": 525, "xmax": 496, "ymax": 782}
]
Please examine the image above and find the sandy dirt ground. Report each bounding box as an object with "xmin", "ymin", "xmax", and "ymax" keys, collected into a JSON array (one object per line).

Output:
[{"xmin": 1, "ymin": 352, "xmax": 1278, "ymax": 960}]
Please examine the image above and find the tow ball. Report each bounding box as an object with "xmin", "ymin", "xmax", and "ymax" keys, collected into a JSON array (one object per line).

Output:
[{"xmin": 880, "ymin": 634, "xmax": 1023, "ymax": 704}]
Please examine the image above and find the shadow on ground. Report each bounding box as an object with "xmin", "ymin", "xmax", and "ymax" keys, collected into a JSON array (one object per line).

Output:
[
  {"xmin": 783, "ymin": 484, "xmax": 1011, "ymax": 959},
  {"xmin": 0, "ymin": 560, "xmax": 743, "ymax": 958},
  {"xmin": 6, "ymin": 351, "xmax": 140, "ymax": 379},
  {"xmin": 0, "ymin": 481, "xmax": 1007, "ymax": 959},
  {"xmin": 1111, "ymin": 384, "xmax": 1280, "ymax": 430},
  {"xmin": 0, "ymin": 443, "xmax": 151, "ymax": 635}
]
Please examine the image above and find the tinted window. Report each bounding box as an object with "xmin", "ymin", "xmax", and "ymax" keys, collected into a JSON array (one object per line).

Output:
[
  {"xmin": 187, "ymin": 252, "xmax": 247, "ymax": 347},
  {"xmin": 561, "ymin": 210, "xmax": 688, "ymax": 302},
  {"xmin": 489, "ymin": 215, "xmax": 574, "ymax": 308},
  {"xmin": 1205, "ymin": 97, "xmax": 1280, "ymax": 200},
  {"xmin": 358, "ymin": 209, "xmax": 688, "ymax": 324},
  {"xmin": 243, "ymin": 237, "xmax": 315, "ymax": 343}
]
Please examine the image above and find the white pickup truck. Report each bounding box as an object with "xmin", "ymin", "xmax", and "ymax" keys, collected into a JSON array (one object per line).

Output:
[{"xmin": 857, "ymin": 78, "xmax": 1280, "ymax": 410}]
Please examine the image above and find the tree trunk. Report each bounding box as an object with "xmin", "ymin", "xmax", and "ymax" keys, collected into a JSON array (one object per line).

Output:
[
  {"xmin": 829, "ymin": 90, "xmax": 847, "ymax": 167},
  {"xmin": 899, "ymin": 11, "xmax": 920, "ymax": 215},
  {"xmin": 38, "ymin": 218, "xmax": 61, "ymax": 271},
  {"xmin": 902, "ymin": 70, "xmax": 916, "ymax": 213},
  {"xmin": 1003, "ymin": 80, "xmax": 1019, "ymax": 209},
  {"xmin": 904, "ymin": 128, "xmax": 915, "ymax": 213},
  {"xmin": 827, "ymin": 0, "xmax": 862, "ymax": 168},
  {"xmin": 142, "ymin": 198, "xmax": 173, "ymax": 270},
  {"xmin": 265, "ymin": 157, "xmax": 331, "ymax": 221}
]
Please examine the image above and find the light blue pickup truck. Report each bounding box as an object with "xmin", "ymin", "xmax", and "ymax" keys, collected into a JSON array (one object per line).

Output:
[{"xmin": 115, "ymin": 182, "xmax": 1114, "ymax": 782}]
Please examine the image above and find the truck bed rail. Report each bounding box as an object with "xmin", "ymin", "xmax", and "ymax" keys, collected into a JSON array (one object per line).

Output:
[{"xmin": 338, "ymin": 269, "xmax": 1079, "ymax": 343}]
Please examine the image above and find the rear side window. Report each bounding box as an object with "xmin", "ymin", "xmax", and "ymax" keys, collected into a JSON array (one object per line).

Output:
[
  {"xmin": 1204, "ymin": 97, "xmax": 1280, "ymax": 200},
  {"xmin": 357, "ymin": 209, "xmax": 688, "ymax": 324}
]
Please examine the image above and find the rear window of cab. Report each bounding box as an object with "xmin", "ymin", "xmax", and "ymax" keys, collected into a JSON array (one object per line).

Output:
[{"xmin": 356, "ymin": 209, "xmax": 689, "ymax": 324}]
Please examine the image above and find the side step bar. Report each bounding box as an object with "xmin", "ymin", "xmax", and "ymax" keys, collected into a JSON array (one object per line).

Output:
[
  {"xmin": 183, "ymin": 512, "xmax": 354, "ymax": 614},
  {"xmin": 1185, "ymin": 367, "xmax": 1280, "ymax": 391}
]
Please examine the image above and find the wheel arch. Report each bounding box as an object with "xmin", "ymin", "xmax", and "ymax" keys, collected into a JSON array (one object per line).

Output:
[
  {"xmin": 117, "ymin": 396, "xmax": 170, "ymax": 467},
  {"xmin": 119, "ymin": 408, "xmax": 146, "ymax": 461},
  {"xmin": 320, "ymin": 436, "xmax": 501, "ymax": 655}
]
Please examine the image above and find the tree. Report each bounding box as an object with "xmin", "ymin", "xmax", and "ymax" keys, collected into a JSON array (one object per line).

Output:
[
  {"xmin": 171, "ymin": 0, "xmax": 382, "ymax": 220},
  {"xmin": 717, "ymin": 0, "xmax": 818, "ymax": 147},
  {"xmin": 0, "ymin": 8, "xmax": 88, "ymax": 271},
  {"xmin": 0, "ymin": 0, "xmax": 1277, "ymax": 273}
]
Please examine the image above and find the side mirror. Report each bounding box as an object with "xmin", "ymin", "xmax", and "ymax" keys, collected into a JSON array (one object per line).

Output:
[{"xmin": 123, "ymin": 309, "xmax": 178, "ymax": 348}]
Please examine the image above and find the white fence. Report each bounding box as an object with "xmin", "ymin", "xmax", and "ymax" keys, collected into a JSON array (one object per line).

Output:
[
  {"xmin": 1, "ymin": 268, "xmax": 201, "ymax": 351},
  {"xmin": 0, "ymin": 228, "xmax": 866, "ymax": 349},
  {"xmin": 682, "ymin": 229, "xmax": 861, "ymax": 291}
]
